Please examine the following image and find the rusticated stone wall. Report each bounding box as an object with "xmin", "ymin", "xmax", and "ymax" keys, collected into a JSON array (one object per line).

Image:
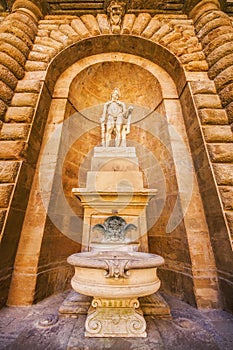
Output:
[
  {"xmin": 188, "ymin": 0, "xmax": 233, "ymax": 123},
  {"xmin": 0, "ymin": 0, "xmax": 44, "ymax": 118},
  {"xmin": 0, "ymin": 0, "xmax": 232, "ymax": 312},
  {"xmin": 185, "ymin": 0, "xmax": 233, "ymax": 311}
]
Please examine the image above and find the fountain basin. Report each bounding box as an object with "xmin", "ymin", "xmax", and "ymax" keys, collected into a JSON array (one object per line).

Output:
[{"xmin": 67, "ymin": 251, "xmax": 164, "ymax": 299}]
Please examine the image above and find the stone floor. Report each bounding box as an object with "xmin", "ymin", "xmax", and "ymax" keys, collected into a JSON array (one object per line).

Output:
[{"xmin": 0, "ymin": 291, "xmax": 233, "ymax": 350}]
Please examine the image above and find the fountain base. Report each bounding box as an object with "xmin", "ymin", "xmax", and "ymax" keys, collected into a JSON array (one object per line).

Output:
[{"xmin": 85, "ymin": 298, "xmax": 146, "ymax": 337}]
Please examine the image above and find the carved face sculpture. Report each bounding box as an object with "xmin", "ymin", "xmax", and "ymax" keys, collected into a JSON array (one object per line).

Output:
[
  {"xmin": 108, "ymin": 2, "xmax": 124, "ymax": 26},
  {"xmin": 105, "ymin": 216, "xmax": 126, "ymax": 240}
]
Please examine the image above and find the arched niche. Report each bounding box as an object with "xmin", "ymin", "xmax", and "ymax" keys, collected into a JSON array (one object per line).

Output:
[{"xmin": 8, "ymin": 36, "xmax": 220, "ymax": 310}]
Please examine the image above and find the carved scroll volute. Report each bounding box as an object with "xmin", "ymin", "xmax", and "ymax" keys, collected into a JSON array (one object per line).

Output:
[{"xmin": 104, "ymin": 258, "xmax": 130, "ymax": 279}]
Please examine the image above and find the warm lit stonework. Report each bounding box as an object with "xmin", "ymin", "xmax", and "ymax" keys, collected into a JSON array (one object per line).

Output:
[{"xmin": 0, "ymin": 0, "xmax": 232, "ymax": 344}]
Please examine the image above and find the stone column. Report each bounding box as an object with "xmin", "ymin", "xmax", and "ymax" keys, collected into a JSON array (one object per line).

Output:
[
  {"xmin": 0, "ymin": 0, "xmax": 44, "ymax": 119},
  {"xmin": 185, "ymin": 0, "xmax": 233, "ymax": 123}
]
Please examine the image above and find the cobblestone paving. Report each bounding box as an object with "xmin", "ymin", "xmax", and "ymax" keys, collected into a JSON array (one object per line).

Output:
[{"xmin": 0, "ymin": 291, "xmax": 233, "ymax": 350}]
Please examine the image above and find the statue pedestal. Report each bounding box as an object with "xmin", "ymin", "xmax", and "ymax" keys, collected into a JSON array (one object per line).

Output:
[
  {"xmin": 85, "ymin": 298, "xmax": 146, "ymax": 338},
  {"xmin": 72, "ymin": 146, "xmax": 157, "ymax": 252}
]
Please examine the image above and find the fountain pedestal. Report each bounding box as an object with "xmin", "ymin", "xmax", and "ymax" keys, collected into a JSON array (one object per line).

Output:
[{"xmin": 66, "ymin": 146, "xmax": 170, "ymax": 337}]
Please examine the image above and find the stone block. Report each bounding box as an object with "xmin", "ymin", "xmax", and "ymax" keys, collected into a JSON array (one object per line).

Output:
[
  {"xmin": 180, "ymin": 51, "xmax": 205, "ymax": 64},
  {"xmin": 207, "ymin": 143, "xmax": 233, "ymax": 163},
  {"xmin": 24, "ymin": 71, "xmax": 46, "ymax": 81},
  {"xmin": 16, "ymin": 80, "xmax": 42, "ymax": 93},
  {"xmin": 11, "ymin": 93, "xmax": 38, "ymax": 107},
  {"xmin": 0, "ymin": 141, "xmax": 25, "ymax": 160},
  {"xmin": 207, "ymin": 42, "xmax": 233, "ymax": 67},
  {"xmin": 0, "ymin": 32, "xmax": 30, "ymax": 57},
  {"xmin": 71, "ymin": 18, "xmax": 90, "ymax": 39},
  {"xmin": 0, "ymin": 80, "xmax": 14, "ymax": 104},
  {"xmin": 0, "ymin": 208, "xmax": 6, "ymax": 232},
  {"xmin": 214, "ymin": 66, "xmax": 233, "ymax": 91},
  {"xmin": 184, "ymin": 60, "xmax": 208, "ymax": 72},
  {"xmin": 122, "ymin": 14, "xmax": 136, "ymax": 34},
  {"xmin": 0, "ymin": 99, "xmax": 7, "ymax": 119},
  {"xmin": 0, "ymin": 184, "xmax": 14, "ymax": 208},
  {"xmin": 28, "ymin": 51, "xmax": 50, "ymax": 63},
  {"xmin": 35, "ymin": 37, "xmax": 63, "ymax": 51},
  {"xmin": 225, "ymin": 210, "xmax": 233, "ymax": 235},
  {"xmin": 160, "ymin": 31, "xmax": 182, "ymax": 46},
  {"xmin": 151, "ymin": 24, "xmax": 171, "ymax": 42},
  {"xmin": 59, "ymin": 24, "xmax": 80, "ymax": 41},
  {"xmin": 195, "ymin": 10, "xmax": 222, "ymax": 32},
  {"xmin": 37, "ymin": 29, "xmax": 50, "ymax": 37},
  {"xmin": 226, "ymin": 101, "xmax": 233, "ymax": 123},
  {"xmin": 0, "ymin": 41, "xmax": 26, "ymax": 67},
  {"xmin": 193, "ymin": 278, "xmax": 220, "ymax": 309},
  {"xmin": 208, "ymin": 53, "xmax": 233, "ymax": 79},
  {"xmin": 0, "ymin": 63, "xmax": 18, "ymax": 90},
  {"xmin": 198, "ymin": 108, "xmax": 228, "ymax": 124},
  {"xmin": 96, "ymin": 14, "xmax": 110, "ymax": 34},
  {"xmin": 219, "ymin": 83, "xmax": 233, "ymax": 107},
  {"xmin": 0, "ymin": 161, "xmax": 20, "ymax": 183},
  {"xmin": 33, "ymin": 44, "xmax": 57, "ymax": 57},
  {"xmin": 5, "ymin": 106, "xmax": 34, "ymax": 123},
  {"xmin": 219, "ymin": 186, "xmax": 233, "ymax": 210},
  {"xmin": 7, "ymin": 272, "xmax": 38, "ymax": 306},
  {"xmin": 0, "ymin": 52, "xmax": 24, "ymax": 80},
  {"xmin": 80, "ymin": 15, "xmax": 101, "ymax": 36},
  {"xmin": 132, "ymin": 13, "xmax": 151, "ymax": 36},
  {"xmin": 38, "ymin": 23, "xmax": 59, "ymax": 31},
  {"xmin": 213, "ymin": 164, "xmax": 233, "ymax": 185},
  {"xmin": 202, "ymin": 125, "xmax": 233, "ymax": 142},
  {"xmin": 190, "ymin": 80, "xmax": 216, "ymax": 95},
  {"xmin": 50, "ymin": 29, "xmax": 71, "ymax": 46},
  {"xmin": 141, "ymin": 16, "xmax": 161, "ymax": 38},
  {"xmin": 25, "ymin": 61, "xmax": 48, "ymax": 72},
  {"xmin": 194, "ymin": 94, "xmax": 222, "ymax": 109}
]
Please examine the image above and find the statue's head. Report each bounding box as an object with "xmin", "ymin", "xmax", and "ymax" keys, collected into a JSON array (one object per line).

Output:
[{"xmin": 111, "ymin": 88, "xmax": 120, "ymax": 101}]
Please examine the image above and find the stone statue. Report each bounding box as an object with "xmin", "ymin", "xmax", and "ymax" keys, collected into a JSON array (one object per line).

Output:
[{"xmin": 100, "ymin": 88, "xmax": 133, "ymax": 147}]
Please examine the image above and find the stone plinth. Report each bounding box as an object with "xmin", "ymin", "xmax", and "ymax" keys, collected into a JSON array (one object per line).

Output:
[{"xmin": 72, "ymin": 146, "xmax": 157, "ymax": 252}]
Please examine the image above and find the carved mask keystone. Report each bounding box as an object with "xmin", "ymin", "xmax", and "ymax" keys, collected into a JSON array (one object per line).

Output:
[{"xmin": 105, "ymin": 0, "xmax": 129, "ymax": 33}]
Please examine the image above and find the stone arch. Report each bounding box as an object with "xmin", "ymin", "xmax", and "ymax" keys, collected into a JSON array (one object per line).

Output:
[
  {"xmin": 0, "ymin": 3, "xmax": 231, "ymax": 311},
  {"xmin": 6, "ymin": 33, "xmax": 227, "ymax": 311}
]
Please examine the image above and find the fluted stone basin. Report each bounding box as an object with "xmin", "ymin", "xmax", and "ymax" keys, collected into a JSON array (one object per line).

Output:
[{"xmin": 68, "ymin": 251, "xmax": 164, "ymax": 299}]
